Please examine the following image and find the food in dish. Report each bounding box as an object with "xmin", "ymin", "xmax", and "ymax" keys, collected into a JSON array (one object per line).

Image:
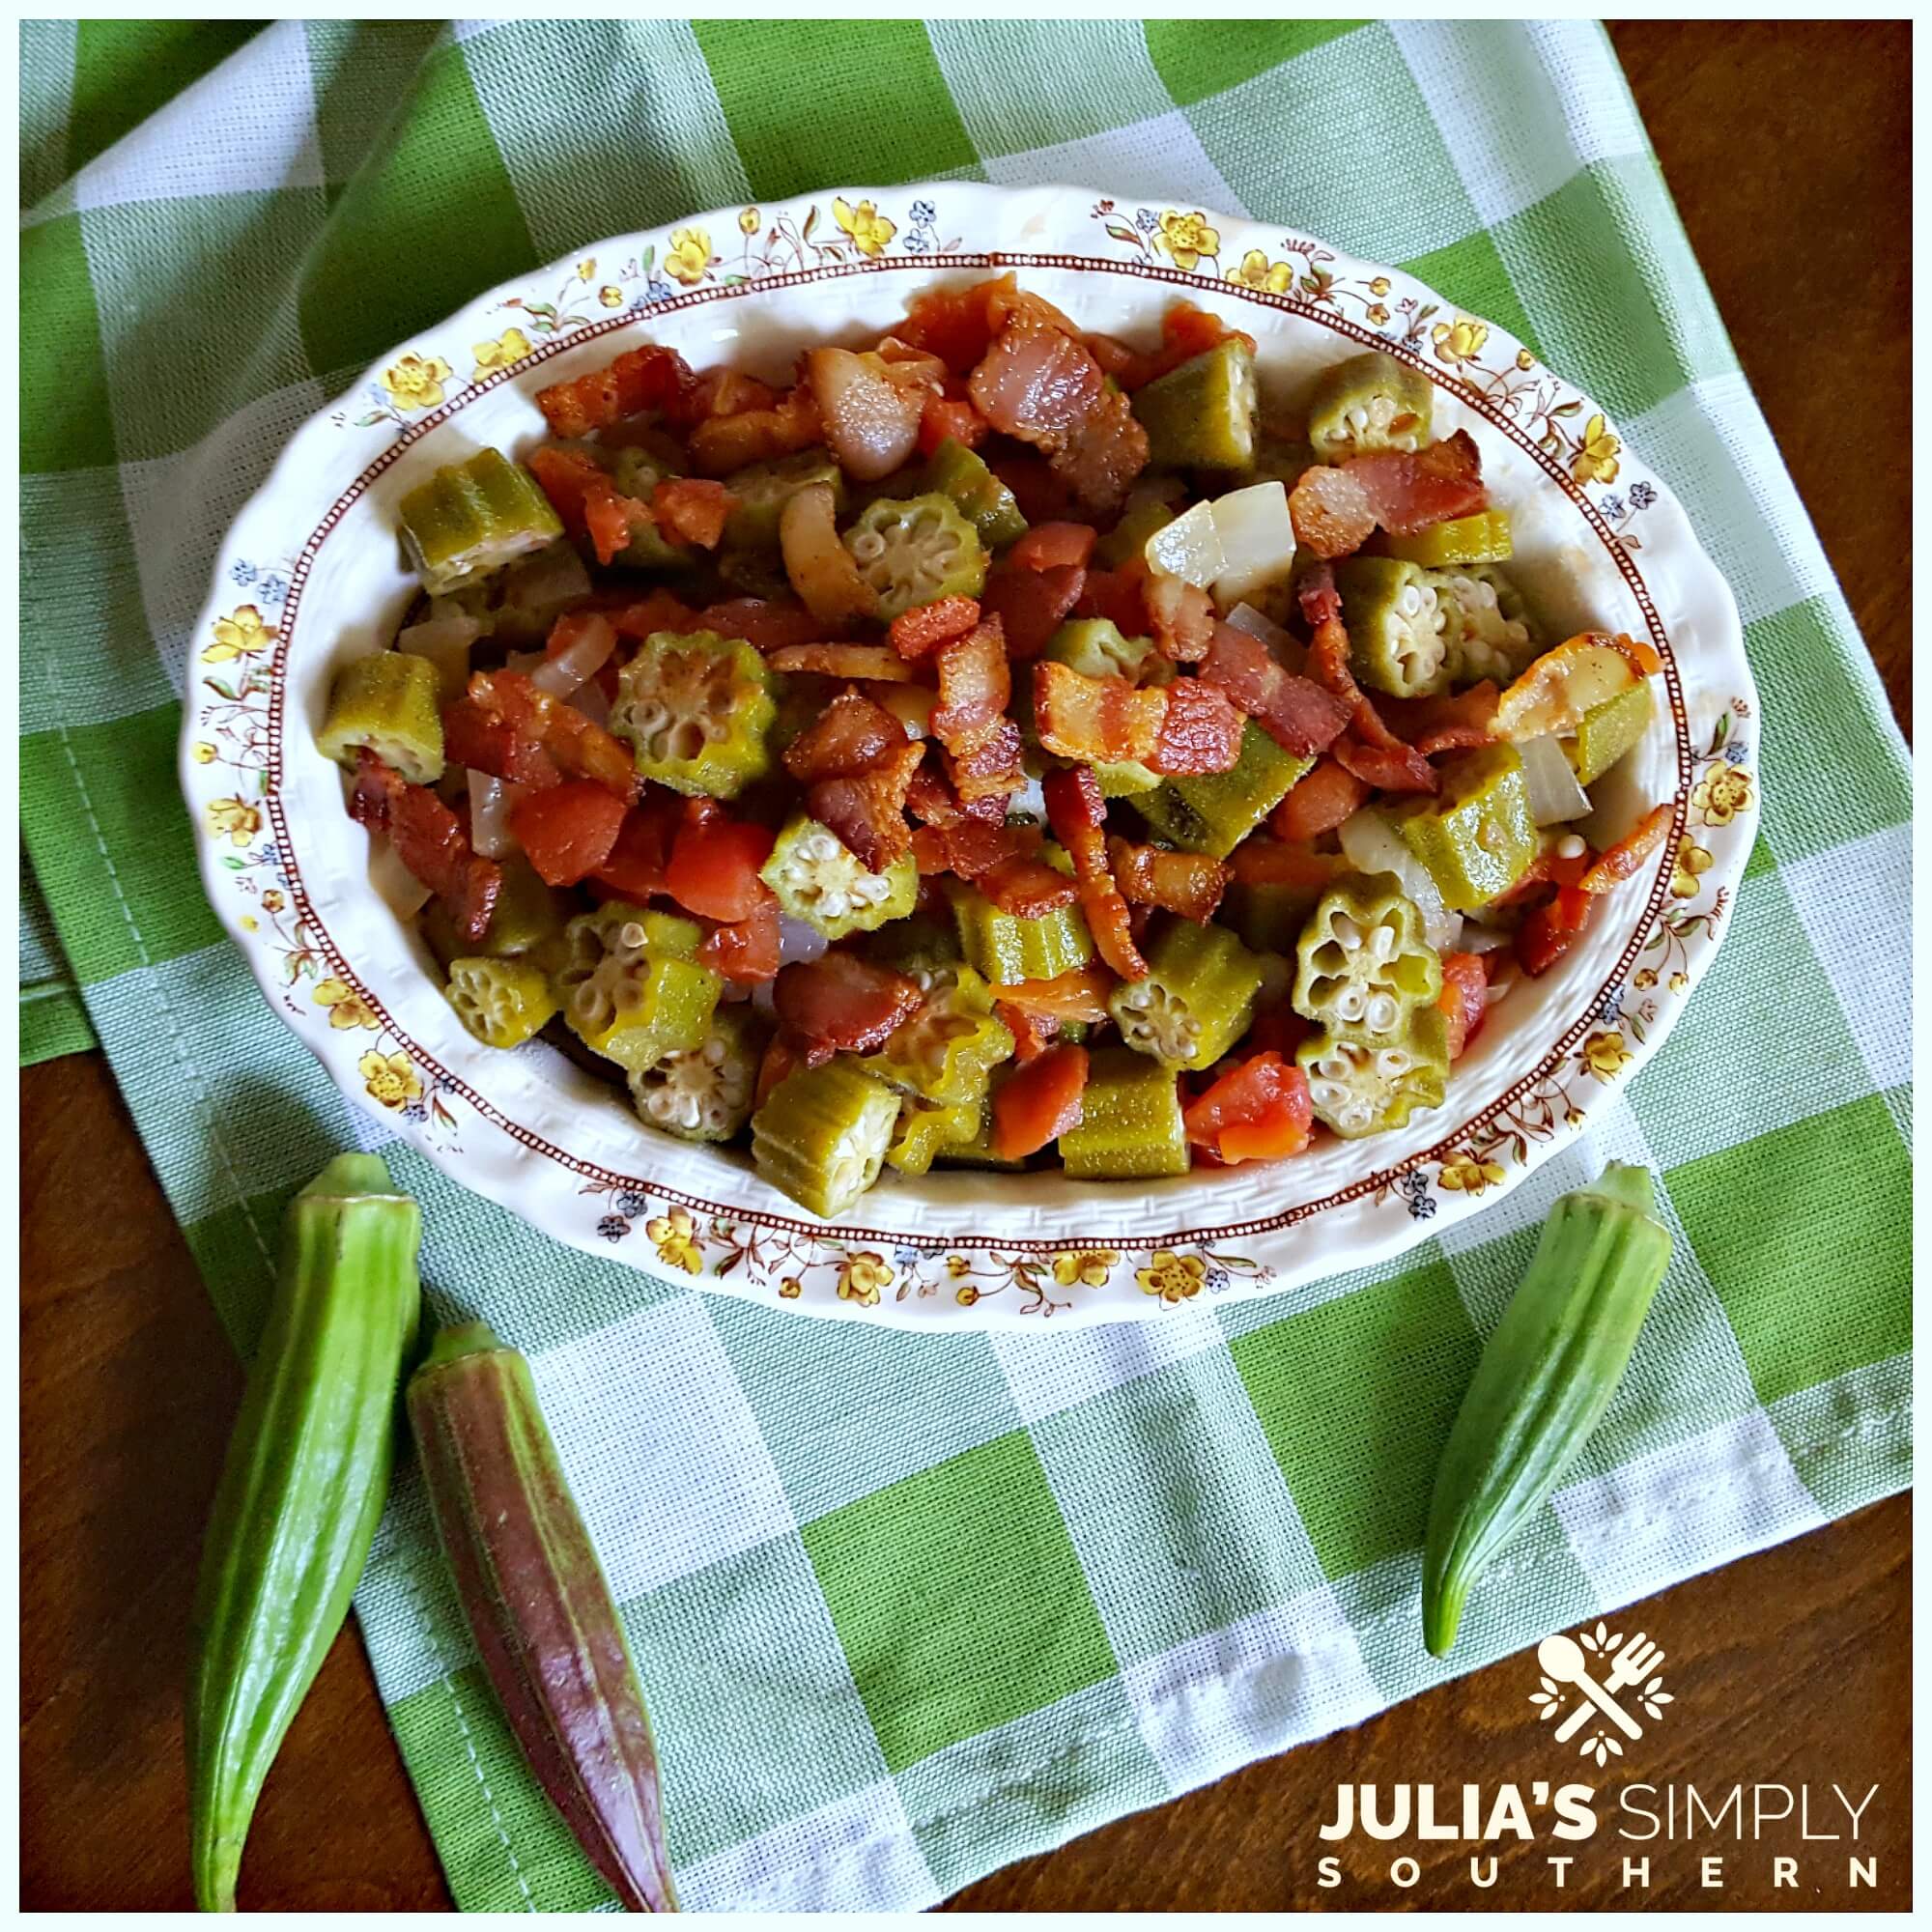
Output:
[{"xmin": 316, "ymin": 276, "xmax": 1667, "ymax": 1218}]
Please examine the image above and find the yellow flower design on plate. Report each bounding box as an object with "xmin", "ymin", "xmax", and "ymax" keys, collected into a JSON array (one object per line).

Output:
[
  {"xmin": 577, "ymin": 258, "xmax": 597, "ymax": 282},
  {"xmin": 739, "ymin": 207, "xmax": 760, "ymax": 236},
  {"xmin": 1431, "ymin": 317, "xmax": 1489, "ymax": 370},
  {"xmin": 1580, "ymin": 1029, "xmax": 1633, "ymax": 1082},
  {"xmin": 598, "ymin": 285, "xmax": 624, "ymax": 309},
  {"xmin": 945, "ymin": 1254, "xmax": 972, "ymax": 1279},
  {"xmin": 358, "ymin": 1049, "xmax": 421, "ymax": 1112},
  {"xmin": 1670, "ymin": 837, "xmax": 1714, "ymax": 898},
  {"xmin": 1572, "ymin": 412, "xmax": 1621, "ymax": 486},
  {"xmin": 1690, "ymin": 760, "xmax": 1751, "ymax": 828},
  {"xmin": 1516, "ymin": 347, "xmax": 1537, "ymax": 372},
  {"xmin": 1155, "ymin": 210, "xmax": 1219, "ymax": 272},
  {"xmin": 470, "ymin": 327, "xmax": 531, "ymax": 379},
  {"xmin": 1136, "ymin": 1249, "xmax": 1207, "ymax": 1305},
  {"xmin": 192, "ymin": 740, "xmax": 217, "ymax": 764},
  {"xmin": 381, "ymin": 353, "xmax": 454, "ymax": 412},
  {"xmin": 260, "ymin": 890, "xmax": 284, "ymax": 914},
  {"xmin": 203, "ymin": 604, "xmax": 274, "ymax": 665},
  {"xmin": 954, "ymin": 1284, "xmax": 980, "ymax": 1306},
  {"xmin": 1668, "ymin": 970, "xmax": 1689, "ymax": 992},
  {"xmin": 833, "ymin": 198, "xmax": 896, "ymax": 258},
  {"xmin": 1368, "ymin": 275, "xmax": 1391, "ymax": 297},
  {"xmin": 314, "ymin": 977, "xmax": 380, "ymax": 1031},
  {"xmin": 1366, "ymin": 302, "xmax": 1391, "ymax": 326},
  {"xmin": 1634, "ymin": 967, "xmax": 1658, "ymax": 990},
  {"xmin": 779, "ymin": 1276, "xmax": 803, "ymax": 1299},
  {"xmin": 1439, "ymin": 1152, "xmax": 1505, "ymax": 1195},
  {"xmin": 1224, "ymin": 249, "xmax": 1293, "ymax": 295},
  {"xmin": 664, "ymin": 227, "xmax": 712, "ymax": 285},
  {"xmin": 1051, "ymin": 1248, "xmax": 1119, "ymax": 1289},
  {"xmin": 204, "ymin": 797, "xmax": 261, "ymax": 846},
  {"xmin": 645, "ymin": 1208, "xmax": 702, "ymax": 1274},
  {"xmin": 836, "ymin": 1251, "xmax": 894, "ymax": 1306}
]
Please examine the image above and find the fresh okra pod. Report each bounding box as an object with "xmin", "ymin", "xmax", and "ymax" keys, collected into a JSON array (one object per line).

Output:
[
  {"xmin": 1568, "ymin": 678, "xmax": 1655, "ymax": 785},
  {"xmin": 861, "ymin": 964, "xmax": 1015, "ymax": 1105},
  {"xmin": 1132, "ymin": 338, "xmax": 1260, "ymax": 470},
  {"xmin": 1429, "ymin": 564, "xmax": 1540, "ymax": 686},
  {"xmin": 1386, "ymin": 508, "xmax": 1514, "ymax": 569},
  {"xmin": 761, "ymin": 814, "xmax": 921, "ymax": 941},
  {"xmin": 1336, "ymin": 555, "xmax": 1451, "ymax": 700},
  {"xmin": 555, "ymin": 902, "xmax": 721, "ymax": 1070}
]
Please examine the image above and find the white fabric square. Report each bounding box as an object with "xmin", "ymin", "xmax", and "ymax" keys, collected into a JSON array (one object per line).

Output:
[
  {"xmin": 530, "ymin": 1298, "xmax": 794, "ymax": 1602},
  {"xmin": 1778, "ymin": 825, "xmax": 1912, "ymax": 1094},
  {"xmin": 991, "ymin": 1295, "xmax": 1223, "ymax": 1425},
  {"xmin": 1552, "ymin": 1407, "xmax": 1825, "ymax": 1608},
  {"xmin": 981, "ymin": 112, "xmax": 1243, "ymax": 214},
  {"xmin": 71, "ymin": 20, "xmax": 324, "ymax": 214},
  {"xmin": 1123, "ymin": 1585, "xmax": 1383, "ymax": 1794}
]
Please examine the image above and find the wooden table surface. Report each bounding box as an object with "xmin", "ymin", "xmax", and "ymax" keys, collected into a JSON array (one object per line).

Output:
[{"xmin": 20, "ymin": 19, "xmax": 1910, "ymax": 1913}]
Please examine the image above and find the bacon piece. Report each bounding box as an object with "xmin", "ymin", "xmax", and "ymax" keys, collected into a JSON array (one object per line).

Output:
[
  {"xmin": 1048, "ymin": 381, "xmax": 1150, "ymax": 519},
  {"xmin": 997, "ymin": 998, "xmax": 1060, "ymax": 1064},
  {"xmin": 465, "ymin": 668, "xmax": 641, "ymax": 803},
  {"xmin": 987, "ymin": 450, "xmax": 1081, "ymax": 526},
  {"xmin": 890, "ymin": 594, "xmax": 980, "ymax": 663},
  {"xmin": 931, "ymin": 619, "xmax": 1011, "ymax": 760},
  {"xmin": 1145, "ymin": 572, "xmax": 1216, "ymax": 664},
  {"xmin": 1011, "ymin": 523, "xmax": 1098, "ymax": 572},
  {"xmin": 940, "ymin": 716, "xmax": 1025, "ymax": 805},
  {"xmin": 980, "ymin": 560, "xmax": 1086, "ymax": 663},
  {"xmin": 696, "ymin": 597, "xmax": 826, "ymax": 653},
  {"xmin": 1298, "ymin": 565, "xmax": 1437, "ymax": 794},
  {"xmin": 781, "ymin": 689, "xmax": 906, "ymax": 783},
  {"xmin": 1151, "ymin": 676, "xmax": 1245, "ymax": 777},
  {"xmin": 774, "ymin": 952, "xmax": 924, "ymax": 1064},
  {"xmin": 686, "ymin": 385, "xmax": 822, "ymax": 476},
  {"xmin": 931, "ymin": 815, "xmax": 1077, "ymax": 915},
  {"xmin": 534, "ymin": 343, "xmax": 696, "ymax": 439},
  {"xmin": 350, "ymin": 751, "xmax": 501, "ymax": 942},
  {"xmin": 1580, "ymin": 800, "xmax": 1675, "ymax": 894},
  {"xmin": 1199, "ymin": 623, "xmax": 1351, "ymax": 757},
  {"xmin": 766, "ymin": 643, "xmax": 917, "ymax": 682},
  {"xmin": 807, "ymin": 740, "xmax": 923, "ymax": 872},
  {"xmin": 669, "ymin": 366, "xmax": 780, "ymax": 427},
  {"xmin": 1107, "ymin": 837, "xmax": 1229, "ymax": 923},
  {"xmin": 1289, "ymin": 432, "xmax": 1488, "ymax": 558},
  {"xmin": 1033, "ymin": 660, "xmax": 1163, "ymax": 766},
  {"xmin": 971, "ymin": 314, "xmax": 1105, "ymax": 447},
  {"xmin": 441, "ymin": 696, "xmax": 563, "ymax": 789},
  {"xmin": 1379, "ymin": 680, "xmax": 1501, "ymax": 755},
  {"xmin": 526, "ymin": 444, "xmax": 653, "ymax": 567},
  {"xmin": 1270, "ymin": 756, "xmax": 1371, "ymax": 843},
  {"xmin": 1077, "ymin": 562, "xmax": 1151, "ymax": 639},
  {"xmin": 651, "ymin": 477, "xmax": 733, "ymax": 549},
  {"xmin": 905, "ymin": 762, "xmax": 1006, "ymax": 830},
  {"xmin": 1042, "ymin": 765, "xmax": 1146, "ymax": 981}
]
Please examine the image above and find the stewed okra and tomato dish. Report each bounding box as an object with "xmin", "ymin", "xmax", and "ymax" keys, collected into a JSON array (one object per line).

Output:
[{"xmin": 320, "ymin": 275, "xmax": 1670, "ymax": 1219}]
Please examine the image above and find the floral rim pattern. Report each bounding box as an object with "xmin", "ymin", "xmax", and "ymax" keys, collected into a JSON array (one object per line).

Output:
[{"xmin": 183, "ymin": 184, "xmax": 1758, "ymax": 1327}]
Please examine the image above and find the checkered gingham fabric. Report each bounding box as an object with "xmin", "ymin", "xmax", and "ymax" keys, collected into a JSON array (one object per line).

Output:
[{"xmin": 20, "ymin": 19, "xmax": 1910, "ymax": 1912}]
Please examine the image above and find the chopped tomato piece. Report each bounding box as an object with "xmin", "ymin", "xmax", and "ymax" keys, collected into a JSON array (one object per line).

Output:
[
  {"xmin": 509, "ymin": 780, "xmax": 628, "ymax": 888},
  {"xmin": 351, "ymin": 751, "xmax": 501, "ymax": 941},
  {"xmin": 994, "ymin": 966, "xmax": 1116, "ymax": 1025},
  {"xmin": 1077, "ymin": 564, "xmax": 1150, "ymax": 639},
  {"xmin": 774, "ymin": 952, "xmax": 923, "ymax": 1062},
  {"xmin": 1270, "ymin": 756, "xmax": 1371, "ymax": 842},
  {"xmin": 918, "ymin": 380, "xmax": 988, "ymax": 456},
  {"xmin": 665, "ymin": 815, "xmax": 778, "ymax": 923},
  {"xmin": 997, "ymin": 998, "xmax": 1060, "ymax": 1065},
  {"xmin": 1182, "ymin": 1052, "xmax": 1313, "ymax": 1164},
  {"xmin": 754, "ymin": 1031, "xmax": 803, "ymax": 1109},
  {"xmin": 1437, "ymin": 951, "xmax": 1490, "ymax": 1060},
  {"xmin": 588, "ymin": 793, "xmax": 681, "ymax": 900},
  {"xmin": 1010, "ymin": 522, "xmax": 1098, "ymax": 571},
  {"xmin": 1580, "ymin": 801, "xmax": 1675, "ymax": 894},
  {"xmin": 889, "ymin": 594, "xmax": 980, "ymax": 663},
  {"xmin": 1516, "ymin": 883, "xmax": 1596, "ymax": 978},
  {"xmin": 699, "ymin": 893, "xmax": 781, "ymax": 984},
  {"xmin": 980, "ymin": 559, "xmax": 1086, "ymax": 663},
  {"xmin": 652, "ymin": 476, "xmax": 734, "ymax": 549},
  {"xmin": 1229, "ymin": 838, "xmax": 1343, "ymax": 893},
  {"xmin": 1108, "ymin": 838, "xmax": 1229, "ymax": 923},
  {"xmin": 896, "ymin": 283, "xmax": 1000, "ymax": 376},
  {"xmin": 608, "ymin": 588, "xmax": 700, "ymax": 640},
  {"xmin": 526, "ymin": 444, "xmax": 653, "ymax": 567},
  {"xmin": 991, "ymin": 1042, "xmax": 1089, "ymax": 1160},
  {"xmin": 696, "ymin": 597, "xmax": 825, "ymax": 653}
]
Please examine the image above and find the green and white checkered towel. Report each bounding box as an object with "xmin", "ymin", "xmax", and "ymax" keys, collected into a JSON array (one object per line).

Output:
[{"xmin": 20, "ymin": 19, "xmax": 1910, "ymax": 1912}]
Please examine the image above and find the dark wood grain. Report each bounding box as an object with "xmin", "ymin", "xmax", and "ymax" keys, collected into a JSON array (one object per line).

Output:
[{"xmin": 18, "ymin": 21, "xmax": 1910, "ymax": 1912}]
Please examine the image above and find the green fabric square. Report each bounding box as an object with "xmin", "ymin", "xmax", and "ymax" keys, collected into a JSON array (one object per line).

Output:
[
  {"xmin": 804, "ymin": 1431, "xmax": 1115, "ymax": 1772},
  {"xmin": 694, "ymin": 20, "xmax": 977, "ymax": 201},
  {"xmin": 68, "ymin": 20, "xmax": 268, "ymax": 178},
  {"xmin": 1400, "ymin": 229, "xmax": 1542, "ymax": 363},
  {"xmin": 181, "ymin": 1181, "xmax": 290, "ymax": 1356},
  {"xmin": 1231, "ymin": 1254, "xmax": 1479, "ymax": 1578},
  {"xmin": 1492, "ymin": 156, "xmax": 1738, "ymax": 422},
  {"xmin": 20, "ymin": 19, "xmax": 75, "ymax": 209},
  {"xmin": 1744, "ymin": 825, "xmax": 1777, "ymax": 878},
  {"xmin": 930, "ymin": 22, "xmax": 1174, "ymax": 156},
  {"xmin": 21, "ymin": 705, "xmax": 223, "ymax": 982},
  {"xmin": 1747, "ymin": 597, "xmax": 1913, "ymax": 865},
  {"xmin": 20, "ymin": 213, "xmax": 116, "ymax": 472},
  {"xmin": 302, "ymin": 20, "xmax": 449, "ymax": 188},
  {"xmin": 1180, "ymin": 26, "xmax": 1478, "ymax": 265},
  {"xmin": 1668, "ymin": 1094, "xmax": 1911, "ymax": 1406},
  {"xmin": 1146, "ymin": 19, "xmax": 1366, "ymax": 106},
  {"xmin": 1030, "ymin": 1348, "xmax": 1328, "ymax": 1665},
  {"xmin": 298, "ymin": 44, "xmax": 534, "ymax": 380},
  {"xmin": 20, "ymin": 983, "xmax": 96, "ymax": 1066}
]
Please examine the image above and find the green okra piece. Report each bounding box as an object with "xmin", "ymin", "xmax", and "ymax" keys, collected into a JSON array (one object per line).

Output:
[
  {"xmin": 761, "ymin": 813, "xmax": 920, "ymax": 941},
  {"xmin": 1094, "ymin": 477, "xmax": 1186, "ymax": 567},
  {"xmin": 751, "ymin": 1060, "xmax": 901, "ymax": 1218},
  {"xmin": 861, "ymin": 964, "xmax": 1015, "ymax": 1105},
  {"xmin": 723, "ymin": 447, "xmax": 847, "ymax": 554},
  {"xmin": 422, "ymin": 854, "xmax": 569, "ymax": 968},
  {"xmin": 1108, "ymin": 917, "xmax": 1264, "ymax": 1072},
  {"xmin": 554, "ymin": 901, "xmax": 719, "ymax": 1071},
  {"xmin": 1568, "ymin": 678, "xmax": 1655, "ymax": 786},
  {"xmin": 886, "ymin": 1093, "xmax": 985, "ymax": 1177},
  {"xmin": 842, "ymin": 492, "xmax": 987, "ymax": 618},
  {"xmin": 1386, "ymin": 508, "xmax": 1515, "ymax": 569},
  {"xmin": 1235, "ymin": 432, "xmax": 1319, "ymax": 496},
  {"xmin": 603, "ymin": 442, "xmax": 699, "ymax": 573},
  {"xmin": 859, "ymin": 911, "xmax": 963, "ymax": 980},
  {"xmin": 1395, "ymin": 743, "xmax": 1538, "ymax": 911},
  {"xmin": 628, "ymin": 1004, "xmax": 767, "ymax": 1143},
  {"xmin": 923, "ymin": 437, "xmax": 1029, "ymax": 551},
  {"xmin": 445, "ymin": 954, "xmax": 558, "ymax": 1050},
  {"xmin": 1058, "ymin": 1047, "xmax": 1189, "ymax": 1179},
  {"xmin": 1422, "ymin": 1164, "xmax": 1672, "ymax": 1655},
  {"xmin": 1044, "ymin": 617, "xmax": 1167, "ymax": 683},
  {"xmin": 1132, "ymin": 338, "xmax": 1259, "ymax": 470},
  {"xmin": 609, "ymin": 629, "xmax": 776, "ymax": 799},
  {"xmin": 1297, "ymin": 1007, "xmax": 1450, "ymax": 1140},
  {"xmin": 317, "ymin": 651, "xmax": 445, "ymax": 784},
  {"xmin": 1430, "ymin": 563, "xmax": 1540, "ymax": 686},
  {"xmin": 933, "ymin": 1095, "xmax": 1030, "ymax": 1170},
  {"xmin": 1307, "ymin": 350, "xmax": 1433, "ymax": 460},
  {"xmin": 398, "ymin": 446, "xmax": 565, "ymax": 594},
  {"xmin": 1292, "ymin": 872, "xmax": 1442, "ymax": 1039},
  {"xmin": 1132, "ymin": 719, "xmax": 1312, "ymax": 859},
  {"xmin": 1336, "ymin": 555, "xmax": 1451, "ymax": 700},
  {"xmin": 949, "ymin": 881, "xmax": 1094, "ymax": 986}
]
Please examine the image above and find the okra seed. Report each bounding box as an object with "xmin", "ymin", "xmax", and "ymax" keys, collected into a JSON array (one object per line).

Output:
[{"xmin": 1556, "ymin": 834, "xmax": 1586, "ymax": 860}]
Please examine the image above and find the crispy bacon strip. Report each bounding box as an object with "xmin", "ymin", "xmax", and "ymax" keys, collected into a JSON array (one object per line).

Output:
[
  {"xmin": 940, "ymin": 717, "xmax": 1026, "ymax": 804},
  {"xmin": 931, "ymin": 619, "xmax": 1012, "ymax": 760},
  {"xmin": 1042, "ymin": 765, "xmax": 1147, "ymax": 980},
  {"xmin": 781, "ymin": 688, "xmax": 906, "ymax": 783},
  {"xmin": 932, "ymin": 815, "xmax": 1079, "ymax": 915},
  {"xmin": 651, "ymin": 477, "xmax": 733, "ymax": 550},
  {"xmin": 1033, "ymin": 660, "xmax": 1163, "ymax": 766},
  {"xmin": 905, "ymin": 762, "xmax": 1006, "ymax": 829},
  {"xmin": 1199, "ymin": 623, "xmax": 1351, "ymax": 757},
  {"xmin": 534, "ymin": 343, "xmax": 696, "ymax": 439},
  {"xmin": 465, "ymin": 668, "xmax": 641, "ymax": 803},
  {"xmin": 807, "ymin": 740, "xmax": 923, "ymax": 872},
  {"xmin": 441, "ymin": 696, "xmax": 562, "ymax": 789},
  {"xmin": 686, "ymin": 384, "xmax": 822, "ymax": 476},
  {"xmin": 695, "ymin": 597, "xmax": 826, "ymax": 652},
  {"xmin": 774, "ymin": 952, "xmax": 924, "ymax": 1066},
  {"xmin": 350, "ymin": 751, "xmax": 501, "ymax": 942},
  {"xmin": 890, "ymin": 594, "xmax": 981, "ymax": 662},
  {"xmin": 980, "ymin": 560, "xmax": 1086, "ymax": 663},
  {"xmin": 1580, "ymin": 800, "xmax": 1675, "ymax": 894},
  {"xmin": 1289, "ymin": 431, "xmax": 1488, "ymax": 559},
  {"xmin": 1145, "ymin": 571, "xmax": 1216, "ymax": 664},
  {"xmin": 766, "ymin": 642, "xmax": 917, "ymax": 682},
  {"xmin": 1107, "ymin": 837, "xmax": 1229, "ymax": 923},
  {"xmin": 1151, "ymin": 676, "xmax": 1245, "ymax": 777},
  {"xmin": 1379, "ymin": 680, "xmax": 1501, "ymax": 754},
  {"xmin": 1048, "ymin": 380, "xmax": 1149, "ymax": 519},
  {"xmin": 1297, "ymin": 566, "xmax": 1437, "ymax": 794}
]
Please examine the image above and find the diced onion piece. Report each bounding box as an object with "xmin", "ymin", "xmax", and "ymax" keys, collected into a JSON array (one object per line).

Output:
[
  {"xmin": 396, "ymin": 614, "xmax": 481, "ymax": 704},
  {"xmin": 1208, "ymin": 481, "xmax": 1294, "ymax": 610},
  {"xmin": 468, "ymin": 771, "xmax": 523, "ymax": 860},
  {"xmin": 368, "ymin": 833, "xmax": 434, "ymax": 919},
  {"xmin": 1145, "ymin": 498, "xmax": 1225, "ymax": 587},
  {"xmin": 778, "ymin": 916, "xmax": 830, "ymax": 966},
  {"xmin": 1339, "ymin": 806, "xmax": 1463, "ymax": 953},
  {"xmin": 567, "ymin": 677, "xmax": 611, "ymax": 729},
  {"xmin": 504, "ymin": 649, "xmax": 548, "ymax": 680},
  {"xmin": 1518, "ymin": 731, "xmax": 1592, "ymax": 825},
  {"xmin": 530, "ymin": 612, "xmax": 616, "ymax": 697},
  {"xmin": 1224, "ymin": 600, "xmax": 1306, "ymax": 672}
]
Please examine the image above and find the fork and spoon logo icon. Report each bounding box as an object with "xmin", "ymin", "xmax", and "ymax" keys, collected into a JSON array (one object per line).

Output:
[{"xmin": 1527, "ymin": 1621, "xmax": 1671, "ymax": 1765}]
